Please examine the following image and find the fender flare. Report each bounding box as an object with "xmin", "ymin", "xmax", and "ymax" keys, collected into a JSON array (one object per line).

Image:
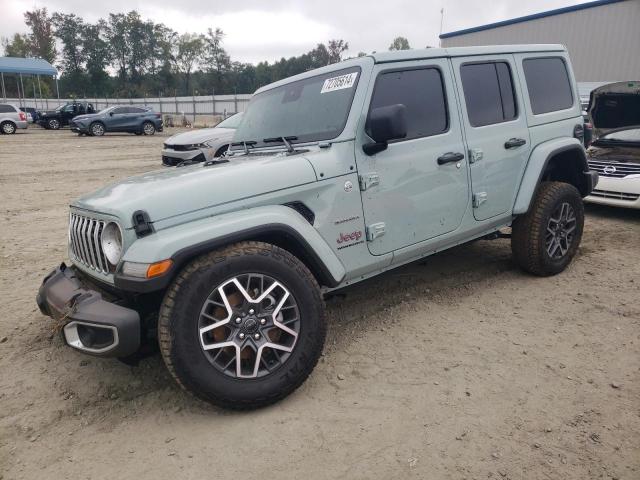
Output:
[
  {"xmin": 115, "ymin": 205, "xmax": 346, "ymax": 292},
  {"xmin": 513, "ymin": 137, "xmax": 589, "ymax": 215}
]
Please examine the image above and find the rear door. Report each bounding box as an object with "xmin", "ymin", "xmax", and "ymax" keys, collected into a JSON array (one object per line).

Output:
[
  {"xmin": 451, "ymin": 55, "xmax": 531, "ymax": 221},
  {"xmin": 355, "ymin": 59, "xmax": 470, "ymax": 256}
]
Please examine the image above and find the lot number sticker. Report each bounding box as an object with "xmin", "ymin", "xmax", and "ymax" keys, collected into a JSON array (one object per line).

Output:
[{"xmin": 321, "ymin": 72, "xmax": 358, "ymax": 94}]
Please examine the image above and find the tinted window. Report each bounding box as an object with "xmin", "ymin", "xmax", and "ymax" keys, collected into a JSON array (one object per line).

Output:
[
  {"xmin": 111, "ymin": 107, "xmax": 127, "ymax": 114},
  {"xmin": 460, "ymin": 62, "xmax": 517, "ymax": 127},
  {"xmin": 523, "ymin": 57, "xmax": 573, "ymax": 115},
  {"xmin": 368, "ymin": 68, "xmax": 448, "ymax": 141},
  {"xmin": 128, "ymin": 107, "xmax": 146, "ymax": 114},
  {"xmin": 0, "ymin": 104, "xmax": 16, "ymax": 113}
]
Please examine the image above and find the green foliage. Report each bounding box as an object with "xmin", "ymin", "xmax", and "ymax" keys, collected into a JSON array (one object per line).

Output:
[
  {"xmin": 389, "ymin": 36, "xmax": 411, "ymax": 51},
  {"xmin": 4, "ymin": 7, "xmax": 353, "ymax": 98}
]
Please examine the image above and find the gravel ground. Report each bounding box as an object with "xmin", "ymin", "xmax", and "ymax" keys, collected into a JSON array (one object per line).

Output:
[{"xmin": 1, "ymin": 128, "xmax": 638, "ymax": 480}]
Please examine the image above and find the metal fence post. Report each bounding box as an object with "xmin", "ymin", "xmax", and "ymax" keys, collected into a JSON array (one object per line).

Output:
[
  {"xmin": 192, "ymin": 91, "xmax": 196, "ymax": 123},
  {"xmin": 212, "ymin": 89, "xmax": 215, "ymax": 116},
  {"xmin": 234, "ymin": 89, "xmax": 238, "ymax": 114},
  {"xmin": 174, "ymin": 90, "xmax": 178, "ymax": 115},
  {"xmin": 158, "ymin": 92, "xmax": 163, "ymax": 115}
]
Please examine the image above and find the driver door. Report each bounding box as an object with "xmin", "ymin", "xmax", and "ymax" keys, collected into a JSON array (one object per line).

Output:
[{"xmin": 355, "ymin": 59, "xmax": 470, "ymax": 256}]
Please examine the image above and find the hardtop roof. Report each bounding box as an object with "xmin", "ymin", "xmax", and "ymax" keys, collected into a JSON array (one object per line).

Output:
[{"xmin": 371, "ymin": 44, "xmax": 566, "ymax": 63}]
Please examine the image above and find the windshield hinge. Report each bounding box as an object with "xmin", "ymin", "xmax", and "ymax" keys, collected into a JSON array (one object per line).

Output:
[
  {"xmin": 366, "ymin": 222, "xmax": 386, "ymax": 242},
  {"xmin": 359, "ymin": 172, "xmax": 380, "ymax": 191}
]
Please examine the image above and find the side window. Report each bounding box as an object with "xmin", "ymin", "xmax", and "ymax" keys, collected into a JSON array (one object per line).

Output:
[
  {"xmin": 0, "ymin": 105, "xmax": 15, "ymax": 113},
  {"xmin": 460, "ymin": 62, "xmax": 517, "ymax": 127},
  {"xmin": 523, "ymin": 57, "xmax": 573, "ymax": 115},
  {"xmin": 367, "ymin": 67, "xmax": 448, "ymax": 141},
  {"xmin": 112, "ymin": 107, "xmax": 126, "ymax": 114},
  {"xmin": 129, "ymin": 107, "xmax": 145, "ymax": 114}
]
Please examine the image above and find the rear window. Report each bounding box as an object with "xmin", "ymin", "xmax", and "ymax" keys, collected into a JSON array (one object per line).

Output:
[
  {"xmin": 523, "ymin": 57, "xmax": 574, "ymax": 115},
  {"xmin": 367, "ymin": 67, "xmax": 448, "ymax": 141},
  {"xmin": 460, "ymin": 62, "xmax": 517, "ymax": 127},
  {"xmin": 0, "ymin": 104, "xmax": 17, "ymax": 113}
]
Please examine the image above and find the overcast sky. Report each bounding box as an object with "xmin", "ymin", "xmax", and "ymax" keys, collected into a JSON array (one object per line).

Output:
[{"xmin": 1, "ymin": 0, "xmax": 592, "ymax": 64}]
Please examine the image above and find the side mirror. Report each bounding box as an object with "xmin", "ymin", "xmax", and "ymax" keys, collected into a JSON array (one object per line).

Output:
[
  {"xmin": 109, "ymin": 111, "xmax": 114, "ymax": 116},
  {"xmin": 363, "ymin": 104, "xmax": 408, "ymax": 155}
]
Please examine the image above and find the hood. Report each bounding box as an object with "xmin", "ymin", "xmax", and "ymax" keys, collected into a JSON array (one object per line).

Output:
[
  {"xmin": 72, "ymin": 113, "xmax": 100, "ymax": 122},
  {"xmin": 589, "ymin": 81, "xmax": 640, "ymax": 138},
  {"xmin": 72, "ymin": 152, "xmax": 317, "ymax": 228},
  {"xmin": 164, "ymin": 127, "xmax": 235, "ymax": 145}
]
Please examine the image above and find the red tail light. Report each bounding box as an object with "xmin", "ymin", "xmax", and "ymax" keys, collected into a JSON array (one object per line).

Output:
[{"xmin": 19, "ymin": 112, "xmax": 26, "ymax": 121}]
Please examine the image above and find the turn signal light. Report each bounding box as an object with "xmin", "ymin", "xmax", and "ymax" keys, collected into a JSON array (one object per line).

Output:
[{"xmin": 146, "ymin": 259, "xmax": 173, "ymax": 278}]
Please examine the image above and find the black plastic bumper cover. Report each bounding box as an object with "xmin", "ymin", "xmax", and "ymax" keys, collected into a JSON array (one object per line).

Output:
[
  {"xmin": 584, "ymin": 170, "xmax": 599, "ymax": 195},
  {"xmin": 36, "ymin": 263, "xmax": 141, "ymax": 357}
]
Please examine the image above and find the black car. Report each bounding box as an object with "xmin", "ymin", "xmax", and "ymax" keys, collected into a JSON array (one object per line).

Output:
[
  {"xmin": 37, "ymin": 102, "xmax": 96, "ymax": 130},
  {"xmin": 69, "ymin": 106, "xmax": 164, "ymax": 136}
]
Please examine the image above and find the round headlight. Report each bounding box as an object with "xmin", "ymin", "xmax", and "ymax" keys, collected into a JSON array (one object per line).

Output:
[{"xmin": 101, "ymin": 222, "xmax": 123, "ymax": 265}]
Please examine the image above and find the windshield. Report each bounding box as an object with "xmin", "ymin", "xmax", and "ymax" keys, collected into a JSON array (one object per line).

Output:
[
  {"xmin": 216, "ymin": 112, "xmax": 243, "ymax": 129},
  {"xmin": 233, "ymin": 66, "xmax": 361, "ymax": 149},
  {"xmin": 600, "ymin": 127, "xmax": 640, "ymax": 142}
]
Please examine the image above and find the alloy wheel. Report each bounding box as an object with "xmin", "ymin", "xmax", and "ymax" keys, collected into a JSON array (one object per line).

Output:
[
  {"xmin": 143, "ymin": 123, "xmax": 155, "ymax": 135},
  {"xmin": 48, "ymin": 119, "xmax": 60, "ymax": 129},
  {"xmin": 91, "ymin": 123, "xmax": 104, "ymax": 136},
  {"xmin": 2, "ymin": 122, "xmax": 16, "ymax": 134},
  {"xmin": 198, "ymin": 274, "xmax": 300, "ymax": 379},
  {"xmin": 545, "ymin": 202, "xmax": 577, "ymax": 259}
]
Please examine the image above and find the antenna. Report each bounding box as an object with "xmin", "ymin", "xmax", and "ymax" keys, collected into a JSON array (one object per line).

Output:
[{"xmin": 439, "ymin": 8, "xmax": 444, "ymax": 47}]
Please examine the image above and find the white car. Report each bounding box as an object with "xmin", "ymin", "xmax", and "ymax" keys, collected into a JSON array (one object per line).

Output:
[
  {"xmin": 161, "ymin": 113, "xmax": 243, "ymax": 166},
  {"xmin": 585, "ymin": 81, "xmax": 640, "ymax": 209}
]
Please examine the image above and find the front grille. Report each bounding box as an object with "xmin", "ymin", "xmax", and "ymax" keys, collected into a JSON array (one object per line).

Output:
[
  {"xmin": 590, "ymin": 189, "xmax": 640, "ymax": 202},
  {"xmin": 163, "ymin": 143, "xmax": 196, "ymax": 152},
  {"xmin": 588, "ymin": 159, "xmax": 640, "ymax": 178},
  {"xmin": 69, "ymin": 213, "xmax": 111, "ymax": 274}
]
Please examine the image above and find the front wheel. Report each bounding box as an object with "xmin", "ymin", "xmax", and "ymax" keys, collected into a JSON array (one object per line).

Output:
[
  {"xmin": 90, "ymin": 122, "xmax": 105, "ymax": 136},
  {"xmin": 158, "ymin": 241, "xmax": 326, "ymax": 409},
  {"xmin": 47, "ymin": 119, "xmax": 60, "ymax": 130},
  {"xmin": 142, "ymin": 121, "xmax": 155, "ymax": 136},
  {"xmin": 511, "ymin": 181, "xmax": 584, "ymax": 276}
]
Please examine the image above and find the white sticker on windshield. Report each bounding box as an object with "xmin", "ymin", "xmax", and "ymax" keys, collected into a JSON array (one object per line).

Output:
[{"xmin": 321, "ymin": 72, "xmax": 358, "ymax": 94}]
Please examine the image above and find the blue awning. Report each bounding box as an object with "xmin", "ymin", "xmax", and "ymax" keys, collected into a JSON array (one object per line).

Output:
[{"xmin": 0, "ymin": 57, "xmax": 57, "ymax": 76}]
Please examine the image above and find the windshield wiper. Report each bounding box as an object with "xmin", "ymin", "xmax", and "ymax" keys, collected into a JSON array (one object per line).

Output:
[
  {"xmin": 230, "ymin": 140, "xmax": 257, "ymax": 155},
  {"xmin": 263, "ymin": 136, "xmax": 298, "ymax": 153}
]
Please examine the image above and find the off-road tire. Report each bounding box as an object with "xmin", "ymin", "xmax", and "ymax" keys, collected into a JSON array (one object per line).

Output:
[
  {"xmin": 90, "ymin": 122, "xmax": 105, "ymax": 136},
  {"xmin": 1, "ymin": 121, "xmax": 16, "ymax": 134},
  {"xmin": 158, "ymin": 241, "xmax": 326, "ymax": 410},
  {"xmin": 511, "ymin": 181, "xmax": 584, "ymax": 276}
]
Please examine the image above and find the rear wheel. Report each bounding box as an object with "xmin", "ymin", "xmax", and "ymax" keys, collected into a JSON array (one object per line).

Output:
[
  {"xmin": 512, "ymin": 181, "xmax": 584, "ymax": 276},
  {"xmin": 142, "ymin": 121, "xmax": 155, "ymax": 136},
  {"xmin": 1, "ymin": 121, "xmax": 16, "ymax": 134},
  {"xmin": 158, "ymin": 241, "xmax": 326, "ymax": 409},
  {"xmin": 90, "ymin": 122, "xmax": 105, "ymax": 137},
  {"xmin": 47, "ymin": 119, "xmax": 60, "ymax": 130}
]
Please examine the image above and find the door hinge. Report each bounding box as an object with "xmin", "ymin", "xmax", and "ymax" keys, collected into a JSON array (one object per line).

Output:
[
  {"xmin": 358, "ymin": 172, "xmax": 380, "ymax": 191},
  {"xmin": 469, "ymin": 148, "xmax": 483, "ymax": 164},
  {"xmin": 472, "ymin": 192, "xmax": 488, "ymax": 208},
  {"xmin": 366, "ymin": 222, "xmax": 386, "ymax": 241}
]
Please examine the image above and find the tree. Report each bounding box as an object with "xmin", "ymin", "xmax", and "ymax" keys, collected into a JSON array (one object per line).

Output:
[
  {"xmin": 174, "ymin": 33, "xmax": 205, "ymax": 93},
  {"xmin": 24, "ymin": 8, "xmax": 56, "ymax": 62},
  {"xmin": 389, "ymin": 36, "xmax": 411, "ymax": 51},
  {"xmin": 52, "ymin": 13, "xmax": 86, "ymax": 76},
  {"xmin": 203, "ymin": 28, "xmax": 230, "ymax": 90},
  {"xmin": 2, "ymin": 34, "xmax": 31, "ymax": 57},
  {"xmin": 82, "ymin": 21, "xmax": 112, "ymax": 94},
  {"xmin": 327, "ymin": 39, "xmax": 348, "ymax": 63}
]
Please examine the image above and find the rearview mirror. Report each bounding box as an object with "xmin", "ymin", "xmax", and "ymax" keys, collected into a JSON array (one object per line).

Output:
[{"xmin": 363, "ymin": 104, "xmax": 408, "ymax": 155}]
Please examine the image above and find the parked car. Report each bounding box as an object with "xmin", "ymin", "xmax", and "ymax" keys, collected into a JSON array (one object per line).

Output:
[
  {"xmin": 69, "ymin": 106, "xmax": 163, "ymax": 136},
  {"xmin": 162, "ymin": 113, "xmax": 243, "ymax": 166},
  {"xmin": 37, "ymin": 45, "xmax": 597, "ymax": 410},
  {"xmin": 0, "ymin": 103, "xmax": 28, "ymax": 134},
  {"xmin": 37, "ymin": 101, "xmax": 96, "ymax": 130},
  {"xmin": 20, "ymin": 107, "xmax": 39, "ymax": 123},
  {"xmin": 585, "ymin": 81, "xmax": 640, "ymax": 209}
]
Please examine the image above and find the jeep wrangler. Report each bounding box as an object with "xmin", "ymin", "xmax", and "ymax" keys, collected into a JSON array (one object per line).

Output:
[{"xmin": 37, "ymin": 45, "xmax": 598, "ymax": 409}]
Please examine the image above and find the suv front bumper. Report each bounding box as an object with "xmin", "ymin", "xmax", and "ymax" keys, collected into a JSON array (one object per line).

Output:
[{"xmin": 36, "ymin": 264, "xmax": 140, "ymax": 357}]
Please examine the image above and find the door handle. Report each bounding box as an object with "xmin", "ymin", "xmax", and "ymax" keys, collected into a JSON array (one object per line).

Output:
[
  {"xmin": 437, "ymin": 152, "xmax": 464, "ymax": 165},
  {"xmin": 504, "ymin": 138, "xmax": 527, "ymax": 149}
]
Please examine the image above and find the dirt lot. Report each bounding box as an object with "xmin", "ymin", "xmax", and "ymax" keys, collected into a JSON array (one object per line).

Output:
[{"xmin": 1, "ymin": 128, "xmax": 638, "ymax": 480}]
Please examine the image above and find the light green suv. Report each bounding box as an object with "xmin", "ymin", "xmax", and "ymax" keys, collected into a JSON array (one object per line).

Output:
[{"xmin": 37, "ymin": 44, "xmax": 598, "ymax": 409}]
